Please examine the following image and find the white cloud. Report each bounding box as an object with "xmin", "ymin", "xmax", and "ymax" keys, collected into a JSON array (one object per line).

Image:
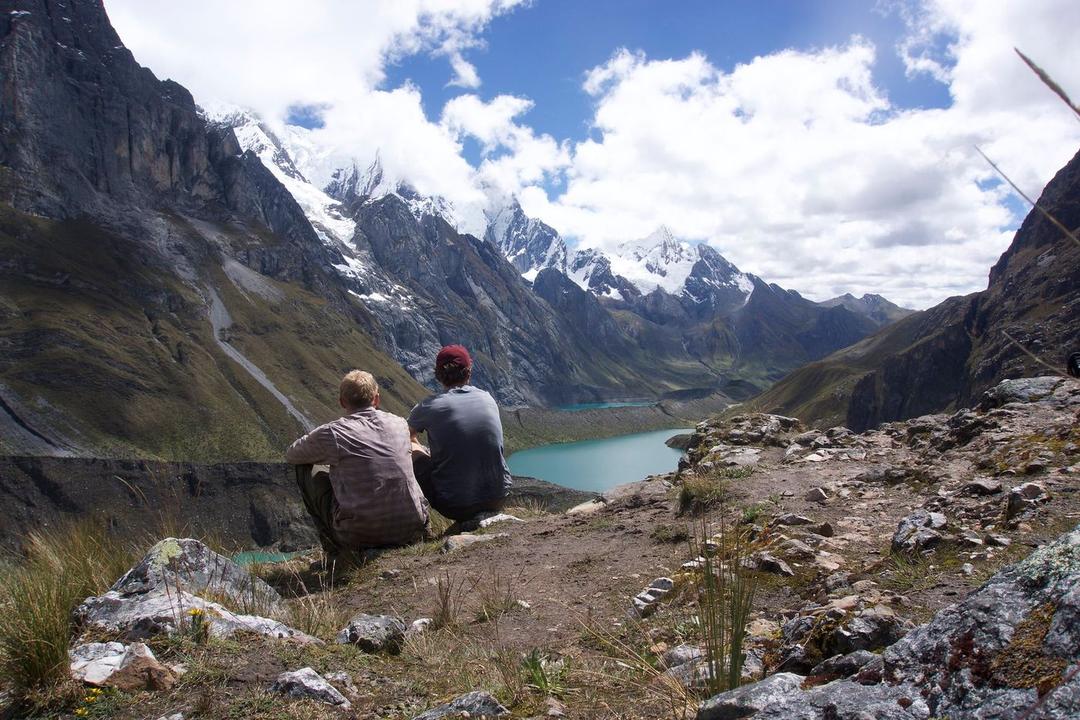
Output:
[
  {"xmin": 104, "ymin": 0, "xmax": 525, "ymax": 205},
  {"xmin": 520, "ymin": 0, "xmax": 1080, "ymax": 309},
  {"xmin": 104, "ymin": 0, "xmax": 1080, "ymax": 310}
]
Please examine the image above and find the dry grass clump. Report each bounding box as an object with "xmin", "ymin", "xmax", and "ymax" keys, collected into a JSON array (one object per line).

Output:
[{"xmin": 0, "ymin": 521, "xmax": 140, "ymax": 691}]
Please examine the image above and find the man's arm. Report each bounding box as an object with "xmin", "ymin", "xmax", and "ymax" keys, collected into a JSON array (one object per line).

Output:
[{"xmin": 285, "ymin": 425, "xmax": 337, "ymax": 465}]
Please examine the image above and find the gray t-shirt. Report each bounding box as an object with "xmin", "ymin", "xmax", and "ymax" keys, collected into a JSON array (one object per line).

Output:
[{"xmin": 407, "ymin": 385, "xmax": 512, "ymax": 512}]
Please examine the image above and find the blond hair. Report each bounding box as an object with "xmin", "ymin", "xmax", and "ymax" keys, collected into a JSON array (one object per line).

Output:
[{"xmin": 339, "ymin": 370, "xmax": 378, "ymax": 409}]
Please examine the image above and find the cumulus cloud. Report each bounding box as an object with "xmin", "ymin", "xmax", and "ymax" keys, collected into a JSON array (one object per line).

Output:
[
  {"xmin": 521, "ymin": 0, "xmax": 1080, "ymax": 309},
  {"xmin": 105, "ymin": 0, "xmax": 1080, "ymax": 310}
]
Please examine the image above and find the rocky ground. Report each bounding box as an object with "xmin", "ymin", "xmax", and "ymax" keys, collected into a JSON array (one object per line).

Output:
[{"xmin": 2, "ymin": 376, "xmax": 1077, "ymax": 719}]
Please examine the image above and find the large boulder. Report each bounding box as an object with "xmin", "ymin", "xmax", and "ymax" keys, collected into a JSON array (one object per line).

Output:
[
  {"xmin": 74, "ymin": 538, "xmax": 314, "ymax": 643},
  {"xmin": 112, "ymin": 538, "xmax": 281, "ymax": 611},
  {"xmin": 980, "ymin": 377, "xmax": 1064, "ymax": 409},
  {"xmin": 75, "ymin": 588, "xmax": 315, "ymax": 642},
  {"xmin": 696, "ymin": 523, "xmax": 1080, "ymax": 719}
]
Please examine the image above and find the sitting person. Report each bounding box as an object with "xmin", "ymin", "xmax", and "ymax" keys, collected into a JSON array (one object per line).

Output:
[
  {"xmin": 285, "ymin": 370, "xmax": 429, "ymax": 567},
  {"xmin": 408, "ymin": 345, "xmax": 512, "ymax": 523}
]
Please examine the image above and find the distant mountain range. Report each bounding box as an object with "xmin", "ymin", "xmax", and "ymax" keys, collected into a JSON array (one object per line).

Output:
[{"xmin": 0, "ymin": 0, "xmax": 914, "ymax": 460}]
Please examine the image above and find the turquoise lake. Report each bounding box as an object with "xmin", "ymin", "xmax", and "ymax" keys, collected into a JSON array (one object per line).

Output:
[
  {"xmin": 556, "ymin": 400, "xmax": 656, "ymax": 411},
  {"xmin": 507, "ymin": 428, "xmax": 691, "ymax": 492}
]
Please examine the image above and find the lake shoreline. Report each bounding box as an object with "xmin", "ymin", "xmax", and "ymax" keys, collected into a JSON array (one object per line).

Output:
[{"xmin": 501, "ymin": 392, "xmax": 729, "ymax": 454}]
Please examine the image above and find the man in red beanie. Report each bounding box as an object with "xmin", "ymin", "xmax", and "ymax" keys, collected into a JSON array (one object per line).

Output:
[{"xmin": 408, "ymin": 345, "xmax": 512, "ymax": 522}]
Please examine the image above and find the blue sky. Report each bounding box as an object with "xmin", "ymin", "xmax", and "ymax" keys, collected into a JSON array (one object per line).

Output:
[
  {"xmin": 109, "ymin": 0, "xmax": 1080, "ymax": 309},
  {"xmin": 386, "ymin": 0, "xmax": 953, "ymax": 167}
]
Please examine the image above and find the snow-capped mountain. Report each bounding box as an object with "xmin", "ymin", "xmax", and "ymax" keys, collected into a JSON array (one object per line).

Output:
[
  {"xmin": 200, "ymin": 105, "xmax": 457, "ymax": 235},
  {"xmin": 485, "ymin": 208, "xmax": 756, "ymax": 313},
  {"xmin": 818, "ymin": 293, "xmax": 915, "ymax": 328},
  {"xmin": 483, "ymin": 197, "xmax": 567, "ymax": 281}
]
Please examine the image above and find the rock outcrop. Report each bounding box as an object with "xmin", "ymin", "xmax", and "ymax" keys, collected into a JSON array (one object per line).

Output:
[{"xmin": 697, "ymin": 523, "xmax": 1080, "ymax": 720}]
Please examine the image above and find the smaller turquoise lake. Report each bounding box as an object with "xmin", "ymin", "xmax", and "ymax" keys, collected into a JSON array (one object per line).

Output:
[
  {"xmin": 556, "ymin": 400, "xmax": 656, "ymax": 411},
  {"xmin": 507, "ymin": 428, "xmax": 690, "ymax": 492}
]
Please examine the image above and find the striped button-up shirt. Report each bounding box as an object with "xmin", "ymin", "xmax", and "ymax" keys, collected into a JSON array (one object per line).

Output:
[{"xmin": 285, "ymin": 408, "xmax": 429, "ymax": 548}]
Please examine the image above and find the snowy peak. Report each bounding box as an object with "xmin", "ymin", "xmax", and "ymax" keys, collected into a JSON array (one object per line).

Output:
[
  {"xmin": 484, "ymin": 197, "xmax": 567, "ymax": 280},
  {"xmin": 200, "ymin": 104, "xmax": 357, "ymax": 249},
  {"xmin": 325, "ymin": 154, "xmax": 456, "ymax": 225}
]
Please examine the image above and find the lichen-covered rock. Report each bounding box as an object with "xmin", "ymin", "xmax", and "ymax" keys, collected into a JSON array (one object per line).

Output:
[
  {"xmin": 271, "ymin": 667, "xmax": 351, "ymax": 708},
  {"xmin": 411, "ymin": 691, "xmax": 509, "ymax": 719},
  {"xmin": 335, "ymin": 613, "xmax": 406, "ymax": 653},
  {"xmin": 111, "ymin": 538, "xmax": 282, "ymax": 610},
  {"xmin": 75, "ymin": 587, "xmax": 316, "ymax": 643}
]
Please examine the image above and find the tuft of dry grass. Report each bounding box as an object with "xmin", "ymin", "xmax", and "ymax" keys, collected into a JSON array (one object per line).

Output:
[{"xmin": 0, "ymin": 521, "xmax": 141, "ymax": 691}]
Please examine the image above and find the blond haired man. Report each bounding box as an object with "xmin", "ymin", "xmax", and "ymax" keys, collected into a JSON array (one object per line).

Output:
[{"xmin": 286, "ymin": 370, "xmax": 429, "ymax": 566}]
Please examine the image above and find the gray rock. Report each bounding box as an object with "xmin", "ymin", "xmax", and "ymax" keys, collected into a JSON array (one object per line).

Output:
[
  {"xmin": 805, "ymin": 488, "xmax": 830, "ymax": 503},
  {"xmin": 891, "ymin": 510, "xmax": 947, "ymax": 554},
  {"xmin": 810, "ymin": 522, "xmax": 835, "ymax": 537},
  {"xmin": 980, "ymin": 376, "xmax": 1064, "ymax": 409},
  {"xmin": 809, "ymin": 650, "xmax": 878, "ymax": 678},
  {"xmin": 442, "ymin": 533, "xmax": 510, "ymax": 553},
  {"xmin": 75, "ymin": 587, "xmax": 316, "ymax": 643},
  {"xmin": 111, "ymin": 538, "xmax": 281, "ymax": 611},
  {"xmin": 774, "ymin": 514, "xmax": 814, "ymax": 526},
  {"xmin": 271, "ymin": 667, "xmax": 351, "ymax": 708},
  {"xmin": 697, "ymin": 673, "xmax": 806, "ymax": 719},
  {"xmin": 962, "ymin": 478, "xmax": 1003, "ymax": 496},
  {"xmin": 663, "ymin": 644, "xmax": 704, "ymax": 669},
  {"xmin": 335, "ymin": 613, "xmax": 406, "ymax": 653},
  {"xmin": 696, "ymin": 523, "xmax": 1080, "ymax": 719},
  {"xmin": 412, "ymin": 691, "xmax": 509, "ymax": 719},
  {"xmin": 752, "ymin": 552, "xmax": 795, "ymax": 577}
]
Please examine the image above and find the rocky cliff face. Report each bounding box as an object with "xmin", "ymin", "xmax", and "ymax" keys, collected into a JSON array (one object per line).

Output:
[{"xmin": 753, "ymin": 147, "xmax": 1080, "ymax": 431}]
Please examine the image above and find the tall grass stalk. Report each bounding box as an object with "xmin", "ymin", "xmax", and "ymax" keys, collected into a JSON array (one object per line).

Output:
[
  {"xmin": 689, "ymin": 513, "xmax": 756, "ymax": 696},
  {"xmin": 0, "ymin": 522, "xmax": 139, "ymax": 690}
]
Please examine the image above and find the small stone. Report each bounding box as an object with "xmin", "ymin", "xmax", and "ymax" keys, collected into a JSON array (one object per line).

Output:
[
  {"xmin": 962, "ymin": 479, "xmax": 1003, "ymax": 496},
  {"xmin": 809, "ymin": 521, "xmax": 835, "ymax": 537},
  {"xmin": 774, "ymin": 513, "xmax": 814, "ymax": 526},
  {"xmin": 411, "ymin": 691, "xmax": 509, "ymax": 719},
  {"xmin": 662, "ymin": 644, "xmax": 704, "ymax": 669},
  {"xmin": 753, "ymin": 552, "xmax": 795, "ymax": 577},
  {"xmin": 271, "ymin": 667, "xmax": 351, "ymax": 708},
  {"xmin": 335, "ymin": 613, "xmax": 406, "ymax": 653},
  {"xmin": 805, "ymin": 487, "xmax": 830, "ymax": 503},
  {"xmin": 478, "ymin": 513, "xmax": 524, "ymax": 528},
  {"xmin": 961, "ymin": 563, "xmax": 975, "ymax": 576},
  {"xmin": 441, "ymin": 533, "xmax": 510, "ymax": 553},
  {"xmin": 69, "ymin": 642, "xmax": 176, "ymax": 691},
  {"xmin": 406, "ymin": 618, "xmax": 433, "ymax": 638}
]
